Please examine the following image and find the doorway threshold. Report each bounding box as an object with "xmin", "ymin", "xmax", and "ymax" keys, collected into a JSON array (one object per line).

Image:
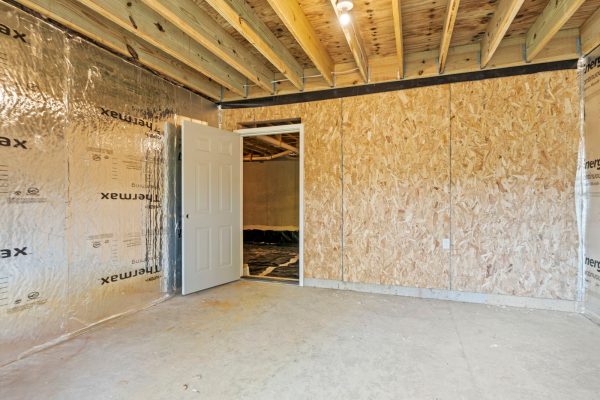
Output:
[{"xmin": 242, "ymin": 276, "xmax": 299, "ymax": 285}]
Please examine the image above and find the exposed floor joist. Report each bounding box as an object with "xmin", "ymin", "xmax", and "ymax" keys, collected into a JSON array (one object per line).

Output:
[
  {"xmin": 76, "ymin": 0, "xmax": 247, "ymax": 96},
  {"xmin": 266, "ymin": 0, "xmax": 334, "ymax": 86},
  {"xmin": 22, "ymin": 0, "xmax": 598, "ymax": 102},
  {"xmin": 225, "ymin": 28, "xmax": 579, "ymax": 101},
  {"xmin": 582, "ymin": 7, "xmax": 600, "ymax": 55},
  {"xmin": 142, "ymin": 0, "xmax": 274, "ymax": 93},
  {"xmin": 255, "ymin": 135, "xmax": 299, "ymax": 153},
  {"xmin": 525, "ymin": 0, "xmax": 586, "ymax": 61},
  {"xmin": 19, "ymin": 0, "xmax": 223, "ymax": 100},
  {"xmin": 329, "ymin": 0, "xmax": 369, "ymax": 83},
  {"xmin": 243, "ymin": 150, "xmax": 292, "ymax": 162},
  {"xmin": 391, "ymin": 0, "xmax": 404, "ymax": 78},
  {"xmin": 439, "ymin": 0, "xmax": 461, "ymax": 73},
  {"xmin": 204, "ymin": 0, "xmax": 304, "ymax": 90},
  {"xmin": 480, "ymin": 0, "xmax": 525, "ymax": 68}
]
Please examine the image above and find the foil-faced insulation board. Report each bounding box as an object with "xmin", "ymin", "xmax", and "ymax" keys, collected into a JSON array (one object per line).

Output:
[
  {"xmin": 583, "ymin": 45, "xmax": 600, "ymax": 318},
  {"xmin": 0, "ymin": 1, "xmax": 216, "ymax": 366}
]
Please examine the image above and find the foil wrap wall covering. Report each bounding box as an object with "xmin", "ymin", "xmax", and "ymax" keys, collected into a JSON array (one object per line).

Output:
[
  {"xmin": 0, "ymin": 2, "xmax": 216, "ymax": 366},
  {"xmin": 583, "ymin": 45, "xmax": 600, "ymax": 319}
]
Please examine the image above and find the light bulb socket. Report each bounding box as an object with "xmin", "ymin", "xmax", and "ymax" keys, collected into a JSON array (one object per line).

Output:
[{"xmin": 336, "ymin": 0, "xmax": 354, "ymax": 12}]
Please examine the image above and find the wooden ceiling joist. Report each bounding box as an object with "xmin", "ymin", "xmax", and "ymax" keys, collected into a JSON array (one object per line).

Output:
[
  {"xmin": 226, "ymin": 28, "xmax": 580, "ymax": 101},
  {"xmin": 22, "ymin": 0, "xmax": 599, "ymax": 102},
  {"xmin": 581, "ymin": 7, "xmax": 600, "ymax": 55},
  {"xmin": 391, "ymin": 0, "xmax": 404, "ymax": 78},
  {"xmin": 525, "ymin": 0, "xmax": 586, "ymax": 62},
  {"xmin": 142, "ymin": 0, "xmax": 274, "ymax": 93},
  {"xmin": 76, "ymin": 0, "xmax": 247, "ymax": 96},
  {"xmin": 244, "ymin": 150, "xmax": 292, "ymax": 162},
  {"xmin": 439, "ymin": 0, "xmax": 461, "ymax": 73},
  {"xmin": 255, "ymin": 135, "xmax": 298, "ymax": 153},
  {"xmin": 204, "ymin": 0, "xmax": 304, "ymax": 90},
  {"xmin": 20, "ymin": 0, "xmax": 223, "ymax": 100},
  {"xmin": 243, "ymin": 142, "xmax": 271, "ymax": 156},
  {"xmin": 480, "ymin": 0, "xmax": 526, "ymax": 68},
  {"xmin": 328, "ymin": 0, "xmax": 369, "ymax": 83},
  {"xmin": 266, "ymin": 0, "xmax": 335, "ymax": 86}
]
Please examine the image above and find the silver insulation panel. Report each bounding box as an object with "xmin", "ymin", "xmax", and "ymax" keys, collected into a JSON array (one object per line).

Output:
[
  {"xmin": 0, "ymin": 2, "xmax": 216, "ymax": 366},
  {"xmin": 583, "ymin": 45, "xmax": 600, "ymax": 319}
]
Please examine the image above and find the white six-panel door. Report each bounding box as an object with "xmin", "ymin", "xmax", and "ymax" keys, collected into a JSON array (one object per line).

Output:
[{"xmin": 182, "ymin": 121, "xmax": 241, "ymax": 295}]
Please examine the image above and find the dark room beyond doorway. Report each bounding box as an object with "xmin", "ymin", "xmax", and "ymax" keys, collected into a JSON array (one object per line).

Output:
[{"xmin": 242, "ymin": 132, "xmax": 300, "ymax": 283}]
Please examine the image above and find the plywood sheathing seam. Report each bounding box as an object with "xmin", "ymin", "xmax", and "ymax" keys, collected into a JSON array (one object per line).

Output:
[{"xmin": 450, "ymin": 70, "xmax": 580, "ymax": 300}]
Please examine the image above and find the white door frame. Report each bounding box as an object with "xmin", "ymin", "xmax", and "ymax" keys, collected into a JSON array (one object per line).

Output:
[{"xmin": 235, "ymin": 124, "xmax": 305, "ymax": 287}]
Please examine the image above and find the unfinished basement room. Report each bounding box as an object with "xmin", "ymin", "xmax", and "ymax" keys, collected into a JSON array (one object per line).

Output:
[{"xmin": 1, "ymin": 0, "xmax": 600, "ymax": 398}]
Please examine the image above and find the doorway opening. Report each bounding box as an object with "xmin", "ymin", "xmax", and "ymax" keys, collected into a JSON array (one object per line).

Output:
[{"xmin": 236, "ymin": 122, "xmax": 304, "ymax": 286}]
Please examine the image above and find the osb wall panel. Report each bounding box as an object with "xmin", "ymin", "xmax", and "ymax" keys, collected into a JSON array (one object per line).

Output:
[
  {"xmin": 223, "ymin": 69, "xmax": 580, "ymax": 301},
  {"xmin": 223, "ymin": 99, "xmax": 343, "ymax": 281},
  {"xmin": 450, "ymin": 70, "xmax": 580, "ymax": 300},
  {"xmin": 341, "ymin": 87, "xmax": 451, "ymax": 288},
  {"xmin": 221, "ymin": 107, "xmax": 255, "ymax": 131}
]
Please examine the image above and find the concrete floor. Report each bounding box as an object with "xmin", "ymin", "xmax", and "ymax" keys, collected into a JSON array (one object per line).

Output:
[{"xmin": 1, "ymin": 281, "xmax": 599, "ymax": 400}]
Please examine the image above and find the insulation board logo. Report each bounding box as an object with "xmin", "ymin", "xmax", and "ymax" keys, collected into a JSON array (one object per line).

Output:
[
  {"xmin": 0, "ymin": 247, "xmax": 28, "ymax": 258},
  {"xmin": 99, "ymin": 107, "xmax": 161, "ymax": 134},
  {"xmin": 100, "ymin": 192, "xmax": 160, "ymax": 203},
  {"xmin": 0, "ymin": 23, "xmax": 27, "ymax": 44},
  {"xmin": 99, "ymin": 264, "xmax": 162, "ymax": 285},
  {"xmin": 0, "ymin": 137, "xmax": 28, "ymax": 149}
]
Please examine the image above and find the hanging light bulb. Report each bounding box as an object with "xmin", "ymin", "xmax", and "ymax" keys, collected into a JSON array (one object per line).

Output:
[
  {"xmin": 336, "ymin": 0, "xmax": 353, "ymax": 26},
  {"xmin": 339, "ymin": 12, "xmax": 351, "ymax": 26},
  {"xmin": 336, "ymin": 0, "xmax": 354, "ymax": 11}
]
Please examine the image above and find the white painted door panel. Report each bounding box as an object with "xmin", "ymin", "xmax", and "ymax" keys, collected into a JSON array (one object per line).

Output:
[{"xmin": 182, "ymin": 121, "xmax": 241, "ymax": 295}]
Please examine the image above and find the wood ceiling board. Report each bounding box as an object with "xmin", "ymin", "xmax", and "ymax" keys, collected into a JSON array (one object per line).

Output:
[
  {"xmin": 582, "ymin": 7, "xmax": 600, "ymax": 54},
  {"xmin": 402, "ymin": 0, "xmax": 450, "ymax": 54},
  {"xmin": 329, "ymin": 0, "xmax": 369, "ymax": 82},
  {"xmin": 506, "ymin": 0, "xmax": 555, "ymax": 39},
  {"xmin": 190, "ymin": 0, "xmax": 278, "ymax": 73},
  {"xmin": 204, "ymin": 0, "xmax": 306, "ymax": 89},
  {"xmin": 506, "ymin": 0, "xmax": 600, "ymax": 39},
  {"xmin": 266, "ymin": 0, "xmax": 335, "ymax": 85},
  {"xmin": 480, "ymin": 0, "xmax": 526, "ymax": 68},
  {"xmin": 225, "ymin": 28, "xmax": 578, "ymax": 101},
  {"xmin": 35, "ymin": 0, "xmax": 594, "ymax": 99},
  {"xmin": 563, "ymin": 0, "xmax": 600, "ymax": 28},
  {"xmin": 350, "ymin": 0, "xmax": 397, "ymax": 59},
  {"xmin": 243, "ymin": 0, "xmax": 316, "ymax": 69},
  {"xmin": 450, "ymin": 0, "xmax": 497, "ymax": 47},
  {"xmin": 18, "ymin": 0, "xmax": 223, "ymax": 100},
  {"xmin": 525, "ymin": 0, "xmax": 585, "ymax": 61},
  {"xmin": 143, "ymin": 0, "xmax": 274, "ymax": 92},
  {"xmin": 77, "ymin": 0, "xmax": 247, "ymax": 95},
  {"xmin": 296, "ymin": 0, "xmax": 354, "ymax": 64}
]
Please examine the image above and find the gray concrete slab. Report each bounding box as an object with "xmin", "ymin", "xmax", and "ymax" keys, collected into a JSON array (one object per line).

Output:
[{"xmin": 1, "ymin": 280, "xmax": 599, "ymax": 400}]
